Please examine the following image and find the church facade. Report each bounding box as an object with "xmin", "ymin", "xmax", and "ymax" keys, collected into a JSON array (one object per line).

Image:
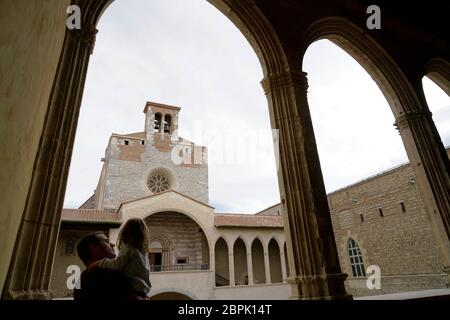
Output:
[{"xmin": 50, "ymin": 101, "xmax": 449, "ymax": 299}]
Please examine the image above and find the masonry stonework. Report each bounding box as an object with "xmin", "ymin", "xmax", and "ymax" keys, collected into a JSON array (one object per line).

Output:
[{"xmin": 327, "ymin": 148, "xmax": 450, "ymax": 296}]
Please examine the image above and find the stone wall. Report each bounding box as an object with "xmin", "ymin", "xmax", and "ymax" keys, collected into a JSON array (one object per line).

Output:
[
  {"xmin": 328, "ymin": 152, "xmax": 450, "ymax": 296},
  {"xmin": 0, "ymin": 0, "xmax": 70, "ymax": 293},
  {"xmin": 100, "ymin": 134, "xmax": 208, "ymax": 210}
]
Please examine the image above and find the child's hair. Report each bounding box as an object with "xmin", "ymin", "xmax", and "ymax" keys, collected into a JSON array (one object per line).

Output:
[{"xmin": 117, "ymin": 218, "xmax": 149, "ymax": 252}]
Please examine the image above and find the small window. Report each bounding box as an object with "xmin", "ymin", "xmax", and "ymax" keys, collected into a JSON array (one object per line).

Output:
[
  {"xmin": 65, "ymin": 239, "xmax": 75, "ymax": 255},
  {"xmin": 359, "ymin": 214, "xmax": 364, "ymax": 222},
  {"xmin": 177, "ymin": 257, "xmax": 188, "ymax": 264},
  {"xmin": 124, "ymin": 140, "xmax": 129, "ymax": 145},
  {"xmin": 400, "ymin": 202, "xmax": 406, "ymax": 213},
  {"xmin": 141, "ymin": 140, "xmax": 145, "ymax": 145},
  {"xmin": 379, "ymin": 208, "xmax": 384, "ymax": 217}
]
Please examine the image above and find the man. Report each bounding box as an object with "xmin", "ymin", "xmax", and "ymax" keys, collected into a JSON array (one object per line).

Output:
[{"xmin": 74, "ymin": 232, "xmax": 137, "ymax": 300}]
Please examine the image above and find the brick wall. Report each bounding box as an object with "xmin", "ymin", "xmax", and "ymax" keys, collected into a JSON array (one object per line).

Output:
[{"xmin": 328, "ymin": 154, "xmax": 449, "ymax": 296}]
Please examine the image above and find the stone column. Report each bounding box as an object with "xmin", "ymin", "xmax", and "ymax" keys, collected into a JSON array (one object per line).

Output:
[
  {"xmin": 145, "ymin": 110, "xmax": 155, "ymax": 143},
  {"xmin": 280, "ymin": 247, "xmax": 288, "ymax": 282},
  {"xmin": 1, "ymin": 0, "xmax": 111, "ymax": 300},
  {"xmin": 394, "ymin": 106, "xmax": 450, "ymax": 281},
  {"xmin": 228, "ymin": 248, "xmax": 235, "ymax": 286},
  {"xmin": 261, "ymin": 69, "xmax": 349, "ymax": 299},
  {"xmin": 246, "ymin": 248, "xmax": 254, "ymax": 285},
  {"xmin": 264, "ymin": 248, "xmax": 272, "ymax": 284}
]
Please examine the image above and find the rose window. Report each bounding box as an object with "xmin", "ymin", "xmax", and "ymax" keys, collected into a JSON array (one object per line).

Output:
[{"xmin": 147, "ymin": 172, "xmax": 170, "ymax": 193}]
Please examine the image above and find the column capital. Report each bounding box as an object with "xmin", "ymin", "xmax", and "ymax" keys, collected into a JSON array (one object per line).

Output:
[
  {"xmin": 70, "ymin": 24, "xmax": 98, "ymax": 54},
  {"xmin": 394, "ymin": 109, "xmax": 433, "ymax": 130},
  {"xmin": 261, "ymin": 69, "xmax": 308, "ymax": 95}
]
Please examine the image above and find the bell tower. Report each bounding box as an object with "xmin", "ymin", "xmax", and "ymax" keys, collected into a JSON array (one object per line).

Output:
[{"xmin": 144, "ymin": 101, "xmax": 180, "ymax": 147}]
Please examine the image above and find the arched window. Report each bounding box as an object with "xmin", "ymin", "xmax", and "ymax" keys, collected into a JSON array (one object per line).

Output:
[
  {"xmin": 164, "ymin": 114, "xmax": 172, "ymax": 133},
  {"xmin": 154, "ymin": 113, "xmax": 162, "ymax": 132},
  {"xmin": 348, "ymin": 238, "xmax": 366, "ymax": 277}
]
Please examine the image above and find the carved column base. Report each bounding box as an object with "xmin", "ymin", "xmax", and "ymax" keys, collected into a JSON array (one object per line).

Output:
[
  {"xmin": 3, "ymin": 289, "xmax": 54, "ymax": 300},
  {"xmin": 444, "ymin": 266, "xmax": 450, "ymax": 288},
  {"xmin": 287, "ymin": 273, "xmax": 352, "ymax": 300}
]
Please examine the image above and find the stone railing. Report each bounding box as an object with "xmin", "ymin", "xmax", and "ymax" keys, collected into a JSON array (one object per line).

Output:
[{"xmin": 150, "ymin": 264, "xmax": 209, "ymax": 272}]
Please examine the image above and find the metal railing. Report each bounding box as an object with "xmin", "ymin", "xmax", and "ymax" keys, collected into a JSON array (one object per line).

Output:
[{"xmin": 150, "ymin": 264, "xmax": 209, "ymax": 272}]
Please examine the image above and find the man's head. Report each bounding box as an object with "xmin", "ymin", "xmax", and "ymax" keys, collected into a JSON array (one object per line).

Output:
[{"xmin": 77, "ymin": 232, "xmax": 116, "ymax": 266}]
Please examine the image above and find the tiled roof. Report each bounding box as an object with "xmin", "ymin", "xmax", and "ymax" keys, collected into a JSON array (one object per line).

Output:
[
  {"xmin": 61, "ymin": 209, "xmax": 122, "ymax": 224},
  {"xmin": 122, "ymin": 132, "xmax": 146, "ymax": 139},
  {"xmin": 255, "ymin": 203, "xmax": 282, "ymax": 216},
  {"xmin": 214, "ymin": 214, "xmax": 283, "ymax": 228}
]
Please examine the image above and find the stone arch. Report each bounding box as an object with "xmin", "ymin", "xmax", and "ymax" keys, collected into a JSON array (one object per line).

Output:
[
  {"xmin": 268, "ymin": 238, "xmax": 283, "ymax": 283},
  {"xmin": 267, "ymin": 234, "xmax": 283, "ymax": 250},
  {"xmin": 1, "ymin": 0, "xmax": 307, "ymax": 300},
  {"xmin": 149, "ymin": 289, "xmax": 197, "ymax": 300},
  {"xmin": 144, "ymin": 211, "xmax": 210, "ymax": 270},
  {"xmin": 209, "ymin": 0, "xmax": 291, "ymax": 77},
  {"xmin": 214, "ymin": 237, "xmax": 230, "ymax": 286},
  {"xmin": 233, "ymin": 237, "xmax": 248, "ymax": 286},
  {"xmin": 303, "ymin": 17, "xmax": 417, "ymax": 118},
  {"xmin": 148, "ymin": 233, "xmax": 171, "ymax": 271},
  {"xmin": 249, "ymin": 235, "xmax": 267, "ymax": 250},
  {"xmin": 143, "ymin": 208, "xmax": 211, "ymax": 252},
  {"xmin": 230, "ymin": 234, "xmax": 250, "ymax": 249},
  {"xmin": 302, "ymin": 16, "xmax": 450, "ymax": 273},
  {"xmin": 424, "ymin": 58, "xmax": 450, "ymax": 96},
  {"xmin": 251, "ymin": 237, "xmax": 266, "ymax": 284}
]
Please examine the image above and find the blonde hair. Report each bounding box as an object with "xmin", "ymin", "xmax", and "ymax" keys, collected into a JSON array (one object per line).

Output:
[{"xmin": 117, "ymin": 218, "xmax": 149, "ymax": 252}]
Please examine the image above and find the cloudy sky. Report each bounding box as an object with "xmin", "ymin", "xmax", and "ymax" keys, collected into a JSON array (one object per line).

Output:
[{"xmin": 63, "ymin": 0, "xmax": 450, "ymax": 213}]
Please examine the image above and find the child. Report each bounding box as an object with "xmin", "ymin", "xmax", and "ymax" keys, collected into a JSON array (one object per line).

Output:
[{"xmin": 88, "ymin": 218, "xmax": 151, "ymax": 299}]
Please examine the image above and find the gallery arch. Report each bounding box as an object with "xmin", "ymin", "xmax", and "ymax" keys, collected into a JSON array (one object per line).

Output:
[
  {"xmin": 145, "ymin": 211, "xmax": 210, "ymax": 272},
  {"xmin": 251, "ymin": 238, "xmax": 266, "ymax": 284},
  {"xmin": 233, "ymin": 238, "xmax": 248, "ymax": 286},
  {"xmin": 214, "ymin": 238, "xmax": 230, "ymax": 286},
  {"xmin": 268, "ymin": 238, "xmax": 283, "ymax": 284}
]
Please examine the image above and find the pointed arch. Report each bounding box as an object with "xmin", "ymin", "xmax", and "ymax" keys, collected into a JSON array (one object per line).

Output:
[
  {"xmin": 214, "ymin": 237, "xmax": 230, "ymax": 286},
  {"xmin": 268, "ymin": 238, "xmax": 282, "ymax": 283},
  {"xmin": 233, "ymin": 237, "xmax": 248, "ymax": 286},
  {"xmin": 303, "ymin": 17, "xmax": 418, "ymax": 118},
  {"xmin": 424, "ymin": 58, "xmax": 450, "ymax": 96},
  {"xmin": 251, "ymin": 237, "xmax": 266, "ymax": 284}
]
